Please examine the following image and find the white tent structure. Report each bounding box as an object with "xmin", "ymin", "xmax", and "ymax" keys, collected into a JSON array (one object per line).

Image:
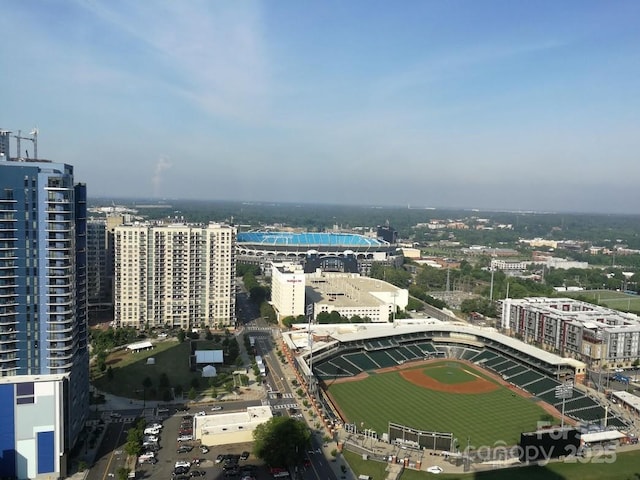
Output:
[{"xmin": 202, "ymin": 365, "xmax": 217, "ymax": 378}]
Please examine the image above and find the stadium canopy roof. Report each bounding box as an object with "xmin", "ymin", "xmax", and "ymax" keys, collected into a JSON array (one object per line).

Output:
[
  {"xmin": 237, "ymin": 232, "xmax": 386, "ymax": 247},
  {"xmin": 289, "ymin": 320, "xmax": 583, "ymax": 369}
]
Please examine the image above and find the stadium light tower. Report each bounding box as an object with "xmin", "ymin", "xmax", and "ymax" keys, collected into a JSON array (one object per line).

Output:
[{"xmin": 555, "ymin": 382, "xmax": 574, "ymax": 429}]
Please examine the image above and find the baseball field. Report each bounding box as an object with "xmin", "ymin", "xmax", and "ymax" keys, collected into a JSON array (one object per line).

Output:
[{"xmin": 327, "ymin": 360, "xmax": 559, "ymax": 447}]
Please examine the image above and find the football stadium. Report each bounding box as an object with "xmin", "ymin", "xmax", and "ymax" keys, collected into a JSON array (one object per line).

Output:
[
  {"xmin": 281, "ymin": 319, "xmax": 632, "ymax": 465},
  {"xmin": 237, "ymin": 231, "xmax": 400, "ymax": 275}
]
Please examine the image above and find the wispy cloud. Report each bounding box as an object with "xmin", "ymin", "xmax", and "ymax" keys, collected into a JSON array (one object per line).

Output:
[
  {"xmin": 370, "ymin": 39, "xmax": 567, "ymax": 101},
  {"xmin": 76, "ymin": 0, "xmax": 271, "ymax": 121}
]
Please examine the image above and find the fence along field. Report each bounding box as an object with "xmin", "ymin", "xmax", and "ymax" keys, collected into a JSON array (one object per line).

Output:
[{"xmin": 327, "ymin": 361, "xmax": 558, "ymax": 448}]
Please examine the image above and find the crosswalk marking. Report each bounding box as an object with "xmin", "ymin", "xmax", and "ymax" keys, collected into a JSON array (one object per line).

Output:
[{"xmin": 271, "ymin": 403, "xmax": 299, "ymax": 410}]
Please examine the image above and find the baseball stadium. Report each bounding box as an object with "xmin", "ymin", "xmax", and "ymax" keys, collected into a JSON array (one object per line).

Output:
[
  {"xmin": 281, "ymin": 319, "xmax": 631, "ymax": 461},
  {"xmin": 236, "ymin": 231, "xmax": 400, "ymax": 275}
]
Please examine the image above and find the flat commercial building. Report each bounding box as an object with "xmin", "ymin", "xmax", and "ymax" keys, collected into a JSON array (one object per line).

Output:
[
  {"xmin": 114, "ymin": 223, "xmax": 236, "ymax": 329},
  {"xmin": 0, "ymin": 148, "xmax": 90, "ymax": 478},
  {"xmin": 271, "ymin": 262, "xmax": 306, "ymax": 319},
  {"xmin": 195, "ymin": 406, "xmax": 272, "ymax": 446},
  {"xmin": 306, "ymin": 272, "xmax": 408, "ymax": 323},
  {"xmin": 0, "ymin": 375, "xmax": 68, "ymax": 479},
  {"xmin": 502, "ymin": 297, "xmax": 640, "ymax": 366}
]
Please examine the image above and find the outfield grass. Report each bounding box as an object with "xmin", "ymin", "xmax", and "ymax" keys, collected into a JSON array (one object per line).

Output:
[{"xmin": 328, "ymin": 363, "xmax": 555, "ymax": 447}]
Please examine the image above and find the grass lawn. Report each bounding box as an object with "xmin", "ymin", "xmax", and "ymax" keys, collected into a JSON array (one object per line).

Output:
[
  {"xmin": 92, "ymin": 339, "xmax": 235, "ymax": 400},
  {"xmin": 328, "ymin": 363, "xmax": 555, "ymax": 447},
  {"xmin": 343, "ymin": 450, "xmax": 389, "ymax": 480},
  {"xmin": 396, "ymin": 449, "xmax": 640, "ymax": 479},
  {"xmin": 424, "ymin": 365, "xmax": 477, "ymax": 384},
  {"xmin": 566, "ymin": 290, "xmax": 640, "ymax": 312}
]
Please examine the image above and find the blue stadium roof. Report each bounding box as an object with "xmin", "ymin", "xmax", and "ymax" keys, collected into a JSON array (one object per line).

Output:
[{"xmin": 237, "ymin": 232, "xmax": 386, "ymax": 247}]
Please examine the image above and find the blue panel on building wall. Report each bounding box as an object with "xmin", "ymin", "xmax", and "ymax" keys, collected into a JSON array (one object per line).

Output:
[
  {"xmin": 37, "ymin": 431, "xmax": 55, "ymax": 474},
  {"xmin": 0, "ymin": 384, "xmax": 16, "ymax": 477},
  {"xmin": 16, "ymin": 383, "xmax": 34, "ymax": 396}
]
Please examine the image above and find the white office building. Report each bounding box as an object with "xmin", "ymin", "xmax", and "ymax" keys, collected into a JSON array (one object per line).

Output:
[
  {"xmin": 307, "ymin": 272, "xmax": 408, "ymax": 323},
  {"xmin": 114, "ymin": 223, "xmax": 236, "ymax": 329},
  {"xmin": 271, "ymin": 262, "xmax": 306, "ymax": 320}
]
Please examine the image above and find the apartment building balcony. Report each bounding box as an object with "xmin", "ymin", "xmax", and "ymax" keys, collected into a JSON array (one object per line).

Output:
[
  {"xmin": 0, "ymin": 334, "xmax": 18, "ymax": 344},
  {"xmin": 47, "ymin": 331, "xmax": 74, "ymax": 342},
  {"xmin": 0, "ymin": 354, "xmax": 19, "ymax": 364},
  {"xmin": 47, "ymin": 341, "xmax": 75, "ymax": 352},
  {"xmin": 48, "ymin": 359, "xmax": 75, "ymax": 370},
  {"xmin": 47, "ymin": 312, "xmax": 74, "ymax": 322}
]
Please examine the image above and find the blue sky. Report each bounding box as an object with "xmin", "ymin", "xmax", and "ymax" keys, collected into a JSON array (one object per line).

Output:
[{"xmin": 1, "ymin": 1, "xmax": 639, "ymax": 213}]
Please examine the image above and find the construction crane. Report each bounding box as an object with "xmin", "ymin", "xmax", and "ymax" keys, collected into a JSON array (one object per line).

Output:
[{"xmin": 12, "ymin": 128, "xmax": 38, "ymax": 160}]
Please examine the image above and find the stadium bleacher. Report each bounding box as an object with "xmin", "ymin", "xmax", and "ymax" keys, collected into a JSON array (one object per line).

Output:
[
  {"xmin": 366, "ymin": 350, "xmax": 398, "ymax": 369},
  {"xmin": 344, "ymin": 352, "xmax": 379, "ymax": 372}
]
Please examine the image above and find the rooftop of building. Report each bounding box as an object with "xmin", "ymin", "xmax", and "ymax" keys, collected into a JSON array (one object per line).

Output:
[
  {"xmin": 237, "ymin": 231, "xmax": 387, "ymax": 247},
  {"xmin": 194, "ymin": 406, "xmax": 272, "ymax": 435},
  {"xmin": 305, "ymin": 273, "xmax": 403, "ymax": 308},
  {"xmin": 506, "ymin": 297, "xmax": 640, "ymax": 330},
  {"xmin": 0, "ymin": 373, "xmax": 68, "ymax": 385}
]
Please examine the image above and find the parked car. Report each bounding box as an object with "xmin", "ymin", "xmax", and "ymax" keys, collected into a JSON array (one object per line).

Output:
[
  {"xmin": 211, "ymin": 405, "xmax": 223, "ymax": 411},
  {"xmin": 215, "ymin": 454, "xmax": 225, "ymax": 464},
  {"xmin": 177, "ymin": 445, "xmax": 194, "ymax": 454},
  {"xmin": 199, "ymin": 445, "xmax": 210, "ymax": 454},
  {"xmin": 240, "ymin": 451, "xmax": 250, "ymax": 461},
  {"xmin": 195, "ymin": 411, "xmax": 206, "ymax": 416},
  {"xmin": 178, "ymin": 435, "xmax": 193, "ymax": 442},
  {"xmin": 189, "ymin": 471, "xmax": 206, "ymax": 477}
]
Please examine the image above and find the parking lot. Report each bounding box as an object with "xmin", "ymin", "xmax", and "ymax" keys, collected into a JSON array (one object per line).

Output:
[{"xmin": 134, "ymin": 408, "xmax": 273, "ymax": 480}]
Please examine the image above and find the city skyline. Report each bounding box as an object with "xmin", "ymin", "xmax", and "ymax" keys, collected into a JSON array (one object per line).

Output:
[{"xmin": 1, "ymin": 1, "xmax": 639, "ymax": 214}]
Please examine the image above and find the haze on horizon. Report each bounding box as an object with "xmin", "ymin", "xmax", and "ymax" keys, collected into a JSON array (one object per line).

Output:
[{"xmin": 1, "ymin": 1, "xmax": 639, "ymax": 215}]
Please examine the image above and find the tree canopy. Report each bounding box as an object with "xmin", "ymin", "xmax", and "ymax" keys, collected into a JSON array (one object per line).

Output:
[{"xmin": 253, "ymin": 417, "xmax": 311, "ymax": 468}]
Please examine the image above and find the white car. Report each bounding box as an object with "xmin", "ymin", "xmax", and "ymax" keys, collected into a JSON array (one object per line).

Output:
[
  {"xmin": 138, "ymin": 452, "xmax": 155, "ymax": 463},
  {"xmin": 195, "ymin": 411, "xmax": 206, "ymax": 416},
  {"xmin": 177, "ymin": 434, "xmax": 193, "ymax": 442},
  {"xmin": 147, "ymin": 423, "xmax": 162, "ymax": 430},
  {"xmin": 427, "ymin": 465, "xmax": 443, "ymax": 474},
  {"xmin": 143, "ymin": 435, "xmax": 159, "ymax": 443},
  {"xmin": 144, "ymin": 428, "xmax": 161, "ymax": 435},
  {"xmin": 211, "ymin": 405, "xmax": 223, "ymax": 411},
  {"xmin": 175, "ymin": 461, "xmax": 191, "ymax": 469}
]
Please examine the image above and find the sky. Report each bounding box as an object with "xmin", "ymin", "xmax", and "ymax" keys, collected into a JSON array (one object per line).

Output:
[{"xmin": 1, "ymin": 1, "xmax": 639, "ymax": 214}]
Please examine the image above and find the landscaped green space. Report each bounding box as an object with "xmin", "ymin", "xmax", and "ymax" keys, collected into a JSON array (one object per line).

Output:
[
  {"xmin": 424, "ymin": 365, "xmax": 477, "ymax": 384},
  {"xmin": 92, "ymin": 340, "xmax": 196, "ymax": 399},
  {"xmin": 92, "ymin": 338, "xmax": 245, "ymax": 401},
  {"xmin": 566, "ymin": 289, "xmax": 640, "ymax": 312},
  {"xmin": 396, "ymin": 449, "xmax": 640, "ymax": 479},
  {"xmin": 328, "ymin": 363, "xmax": 555, "ymax": 447},
  {"xmin": 344, "ymin": 445, "xmax": 640, "ymax": 480}
]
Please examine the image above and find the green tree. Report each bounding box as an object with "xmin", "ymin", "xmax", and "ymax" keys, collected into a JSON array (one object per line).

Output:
[
  {"xmin": 253, "ymin": 417, "xmax": 311, "ymax": 468},
  {"xmin": 159, "ymin": 372, "xmax": 170, "ymax": 389},
  {"xmin": 188, "ymin": 387, "xmax": 197, "ymax": 400},
  {"xmin": 177, "ymin": 329, "xmax": 186, "ymax": 343}
]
